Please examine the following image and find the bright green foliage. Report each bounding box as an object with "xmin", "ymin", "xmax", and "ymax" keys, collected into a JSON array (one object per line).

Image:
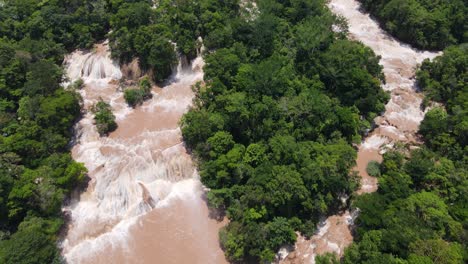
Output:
[
  {"xmin": 409, "ymin": 239, "xmax": 464, "ymax": 264},
  {"xmin": 316, "ymin": 252, "xmax": 340, "ymax": 264},
  {"xmin": 0, "ymin": 217, "xmax": 63, "ymax": 264},
  {"xmin": 0, "ymin": 1, "xmax": 95, "ymax": 262},
  {"xmin": 139, "ymin": 76, "xmax": 152, "ymax": 95},
  {"xmin": 123, "ymin": 76, "xmax": 153, "ymax": 107},
  {"xmin": 343, "ymin": 44, "xmax": 467, "ymax": 264},
  {"xmin": 0, "ymin": 0, "xmax": 109, "ymax": 52},
  {"xmin": 92, "ymin": 99, "xmax": 117, "ymax": 136},
  {"xmin": 359, "ymin": 0, "xmax": 467, "ymax": 50},
  {"xmin": 417, "ymin": 45, "xmax": 467, "ymax": 160},
  {"xmin": 124, "ymin": 89, "xmax": 144, "ymax": 107},
  {"xmin": 180, "ymin": 0, "xmax": 388, "ymax": 261}
]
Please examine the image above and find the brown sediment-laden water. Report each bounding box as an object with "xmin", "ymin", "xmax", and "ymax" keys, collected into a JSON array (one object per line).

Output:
[
  {"xmin": 281, "ymin": 0, "xmax": 441, "ymax": 263},
  {"xmin": 60, "ymin": 0, "xmax": 443, "ymax": 262},
  {"xmin": 61, "ymin": 41, "xmax": 227, "ymax": 264}
]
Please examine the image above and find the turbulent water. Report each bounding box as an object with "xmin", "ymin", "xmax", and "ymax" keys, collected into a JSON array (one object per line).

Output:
[
  {"xmin": 61, "ymin": 1, "xmax": 443, "ymax": 262},
  {"xmin": 61, "ymin": 41, "xmax": 226, "ymax": 263},
  {"xmin": 281, "ymin": 0, "xmax": 441, "ymax": 263}
]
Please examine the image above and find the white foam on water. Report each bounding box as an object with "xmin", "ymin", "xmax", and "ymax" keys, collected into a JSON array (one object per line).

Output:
[
  {"xmin": 362, "ymin": 135, "xmax": 388, "ymax": 150},
  {"xmin": 64, "ymin": 41, "xmax": 122, "ymax": 85},
  {"xmin": 284, "ymin": 1, "xmax": 443, "ymax": 262},
  {"xmin": 277, "ymin": 246, "xmax": 292, "ymax": 261},
  {"xmin": 316, "ymin": 220, "xmax": 331, "ymax": 237},
  {"xmin": 327, "ymin": 242, "xmax": 340, "ymax": 254},
  {"xmin": 61, "ymin": 41, "xmax": 206, "ymax": 263},
  {"xmin": 380, "ymin": 125, "xmax": 407, "ymax": 141},
  {"xmin": 328, "ymin": 0, "xmax": 440, "ymax": 96},
  {"xmin": 384, "ymin": 94, "xmax": 426, "ymax": 128},
  {"xmin": 63, "ymin": 178, "xmax": 203, "ymax": 263}
]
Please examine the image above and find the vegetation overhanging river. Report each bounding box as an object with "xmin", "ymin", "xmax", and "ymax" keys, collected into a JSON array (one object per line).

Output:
[
  {"xmin": 60, "ymin": 0, "xmax": 441, "ymax": 263},
  {"xmin": 61, "ymin": 43, "xmax": 227, "ymax": 263},
  {"xmin": 280, "ymin": 0, "xmax": 440, "ymax": 263}
]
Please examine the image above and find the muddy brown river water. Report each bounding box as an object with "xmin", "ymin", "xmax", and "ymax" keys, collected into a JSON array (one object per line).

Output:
[
  {"xmin": 61, "ymin": 43, "xmax": 227, "ymax": 263},
  {"xmin": 281, "ymin": 0, "xmax": 440, "ymax": 263},
  {"xmin": 61, "ymin": 1, "xmax": 441, "ymax": 263}
]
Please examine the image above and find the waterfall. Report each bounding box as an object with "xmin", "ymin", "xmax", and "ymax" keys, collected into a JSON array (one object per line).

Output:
[
  {"xmin": 61, "ymin": 40, "xmax": 220, "ymax": 263},
  {"xmin": 64, "ymin": 41, "xmax": 122, "ymax": 85},
  {"xmin": 280, "ymin": 1, "xmax": 441, "ymax": 263}
]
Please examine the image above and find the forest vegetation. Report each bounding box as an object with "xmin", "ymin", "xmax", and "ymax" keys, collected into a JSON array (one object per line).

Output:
[
  {"xmin": 0, "ymin": 0, "xmax": 466, "ymax": 263},
  {"xmin": 92, "ymin": 99, "xmax": 118, "ymax": 136},
  {"xmin": 123, "ymin": 76, "xmax": 153, "ymax": 107},
  {"xmin": 0, "ymin": 0, "xmax": 109, "ymax": 263},
  {"xmin": 338, "ymin": 44, "xmax": 467, "ymax": 264},
  {"xmin": 358, "ymin": 0, "xmax": 467, "ymax": 50},
  {"xmin": 181, "ymin": 0, "xmax": 389, "ymax": 262}
]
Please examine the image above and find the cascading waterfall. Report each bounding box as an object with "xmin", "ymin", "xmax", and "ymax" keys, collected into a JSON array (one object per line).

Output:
[
  {"xmin": 280, "ymin": 1, "xmax": 441, "ymax": 263},
  {"xmin": 64, "ymin": 41, "xmax": 122, "ymax": 84},
  {"xmin": 61, "ymin": 40, "xmax": 225, "ymax": 263}
]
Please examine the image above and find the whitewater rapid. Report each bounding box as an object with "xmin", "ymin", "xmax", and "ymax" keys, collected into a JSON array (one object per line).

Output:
[
  {"xmin": 281, "ymin": 0, "xmax": 441, "ymax": 263},
  {"xmin": 61, "ymin": 41, "xmax": 226, "ymax": 263}
]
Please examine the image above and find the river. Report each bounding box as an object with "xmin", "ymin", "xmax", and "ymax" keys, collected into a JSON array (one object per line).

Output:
[
  {"xmin": 61, "ymin": 42, "xmax": 227, "ymax": 263},
  {"xmin": 61, "ymin": 0, "xmax": 441, "ymax": 263},
  {"xmin": 280, "ymin": 0, "xmax": 440, "ymax": 263}
]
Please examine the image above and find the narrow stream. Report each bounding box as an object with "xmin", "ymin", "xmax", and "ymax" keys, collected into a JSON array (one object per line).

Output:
[
  {"xmin": 61, "ymin": 42, "xmax": 226, "ymax": 263},
  {"xmin": 281, "ymin": 0, "xmax": 440, "ymax": 263}
]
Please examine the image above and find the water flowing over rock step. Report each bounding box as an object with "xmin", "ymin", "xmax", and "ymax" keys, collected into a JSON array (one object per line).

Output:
[
  {"xmin": 280, "ymin": 0, "xmax": 441, "ymax": 263},
  {"xmin": 61, "ymin": 42, "xmax": 227, "ymax": 263}
]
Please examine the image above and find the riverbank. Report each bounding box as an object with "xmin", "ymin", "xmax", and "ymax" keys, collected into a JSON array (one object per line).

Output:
[
  {"xmin": 281, "ymin": 0, "xmax": 440, "ymax": 262},
  {"xmin": 61, "ymin": 43, "xmax": 227, "ymax": 263}
]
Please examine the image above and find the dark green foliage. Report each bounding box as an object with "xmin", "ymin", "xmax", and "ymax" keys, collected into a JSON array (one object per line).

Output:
[
  {"xmin": 417, "ymin": 45, "xmax": 467, "ymax": 105},
  {"xmin": 417, "ymin": 45, "xmax": 467, "ymax": 160},
  {"xmin": 345, "ymin": 46, "xmax": 467, "ymax": 264},
  {"xmin": 92, "ymin": 100, "xmax": 117, "ymax": 136},
  {"xmin": 181, "ymin": 0, "xmax": 388, "ymax": 261},
  {"xmin": 0, "ymin": 1, "xmax": 95, "ymax": 262},
  {"xmin": 316, "ymin": 252, "xmax": 340, "ymax": 264},
  {"xmin": 0, "ymin": 0, "xmax": 462, "ymax": 262},
  {"xmin": 0, "ymin": 217, "xmax": 63, "ymax": 264},
  {"xmin": 346, "ymin": 148, "xmax": 467, "ymax": 263},
  {"xmin": 124, "ymin": 89, "xmax": 145, "ymax": 107},
  {"xmin": 318, "ymin": 40, "xmax": 389, "ymax": 117},
  {"xmin": 359, "ymin": 0, "xmax": 467, "ymax": 50},
  {"xmin": 123, "ymin": 76, "xmax": 153, "ymax": 107},
  {"xmin": 68, "ymin": 79, "xmax": 84, "ymax": 90},
  {"xmin": 366, "ymin": 160, "xmax": 381, "ymax": 177},
  {"xmin": 108, "ymin": 1, "xmax": 186, "ymax": 82},
  {"xmin": 0, "ymin": 0, "xmax": 109, "ymax": 51},
  {"xmin": 108, "ymin": 0, "xmax": 242, "ymax": 81}
]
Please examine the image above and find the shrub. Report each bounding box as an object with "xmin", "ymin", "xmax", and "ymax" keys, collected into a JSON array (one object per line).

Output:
[
  {"xmin": 139, "ymin": 76, "xmax": 152, "ymax": 95},
  {"xmin": 124, "ymin": 88, "xmax": 144, "ymax": 107},
  {"xmin": 366, "ymin": 160, "xmax": 381, "ymax": 177},
  {"xmin": 92, "ymin": 99, "xmax": 117, "ymax": 136},
  {"xmin": 69, "ymin": 78, "xmax": 84, "ymax": 90},
  {"xmin": 123, "ymin": 76, "xmax": 153, "ymax": 107}
]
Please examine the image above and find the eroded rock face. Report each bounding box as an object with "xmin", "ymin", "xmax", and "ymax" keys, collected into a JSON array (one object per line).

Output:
[
  {"xmin": 281, "ymin": 0, "xmax": 441, "ymax": 263},
  {"xmin": 120, "ymin": 58, "xmax": 144, "ymax": 81}
]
